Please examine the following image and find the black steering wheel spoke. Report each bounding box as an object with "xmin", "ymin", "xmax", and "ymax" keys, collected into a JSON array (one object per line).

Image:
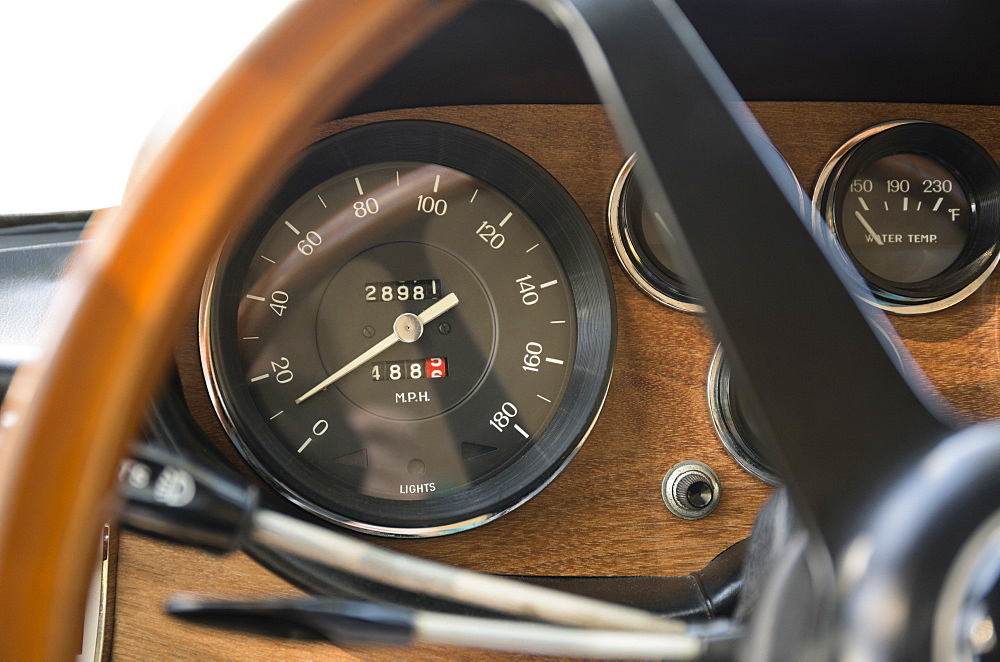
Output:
[{"xmin": 547, "ymin": 0, "xmax": 954, "ymax": 553}]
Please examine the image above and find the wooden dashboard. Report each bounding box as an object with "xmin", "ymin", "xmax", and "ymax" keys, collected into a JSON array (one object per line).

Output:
[{"xmin": 110, "ymin": 102, "xmax": 1000, "ymax": 660}]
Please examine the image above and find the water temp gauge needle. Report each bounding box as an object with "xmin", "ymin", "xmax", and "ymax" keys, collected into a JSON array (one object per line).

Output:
[
  {"xmin": 294, "ymin": 292, "xmax": 459, "ymax": 405},
  {"xmin": 854, "ymin": 210, "xmax": 884, "ymax": 246}
]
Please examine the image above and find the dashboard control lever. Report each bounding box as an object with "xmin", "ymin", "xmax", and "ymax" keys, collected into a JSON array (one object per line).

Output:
[
  {"xmin": 119, "ymin": 444, "xmax": 691, "ymax": 635},
  {"xmin": 118, "ymin": 443, "xmax": 259, "ymax": 554},
  {"xmin": 167, "ymin": 595, "xmax": 413, "ymax": 645},
  {"xmin": 166, "ymin": 594, "xmax": 716, "ymax": 659}
]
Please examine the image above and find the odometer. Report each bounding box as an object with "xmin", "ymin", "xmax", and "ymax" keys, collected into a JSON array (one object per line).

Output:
[{"xmin": 201, "ymin": 121, "xmax": 615, "ymax": 536}]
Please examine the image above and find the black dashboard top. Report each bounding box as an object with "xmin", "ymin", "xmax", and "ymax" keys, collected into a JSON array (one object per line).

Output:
[{"xmin": 343, "ymin": 0, "xmax": 1000, "ymax": 118}]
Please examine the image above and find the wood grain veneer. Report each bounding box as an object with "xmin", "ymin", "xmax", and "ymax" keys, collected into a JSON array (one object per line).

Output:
[{"xmin": 112, "ymin": 102, "xmax": 1000, "ymax": 660}]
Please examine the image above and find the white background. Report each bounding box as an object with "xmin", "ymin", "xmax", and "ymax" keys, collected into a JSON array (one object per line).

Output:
[{"xmin": 0, "ymin": 1, "xmax": 291, "ymax": 214}]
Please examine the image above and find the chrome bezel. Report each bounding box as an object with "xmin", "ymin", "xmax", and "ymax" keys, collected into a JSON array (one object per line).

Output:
[
  {"xmin": 933, "ymin": 505, "xmax": 1000, "ymax": 662},
  {"xmin": 706, "ymin": 345, "xmax": 781, "ymax": 486},
  {"xmin": 608, "ymin": 154, "xmax": 703, "ymax": 312},
  {"xmin": 812, "ymin": 120, "xmax": 1000, "ymax": 314}
]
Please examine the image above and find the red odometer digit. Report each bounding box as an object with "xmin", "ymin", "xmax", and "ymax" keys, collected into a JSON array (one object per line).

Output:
[{"xmin": 426, "ymin": 357, "xmax": 447, "ymax": 378}]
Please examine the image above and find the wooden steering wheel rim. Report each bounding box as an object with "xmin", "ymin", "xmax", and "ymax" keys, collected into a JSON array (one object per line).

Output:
[{"xmin": 0, "ymin": 2, "xmax": 464, "ymax": 657}]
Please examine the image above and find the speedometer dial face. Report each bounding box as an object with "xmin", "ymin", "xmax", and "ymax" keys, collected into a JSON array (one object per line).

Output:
[{"xmin": 202, "ymin": 121, "xmax": 615, "ymax": 536}]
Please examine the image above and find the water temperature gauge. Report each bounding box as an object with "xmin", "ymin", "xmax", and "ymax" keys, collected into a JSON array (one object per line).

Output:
[{"xmin": 815, "ymin": 121, "xmax": 1000, "ymax": 312}]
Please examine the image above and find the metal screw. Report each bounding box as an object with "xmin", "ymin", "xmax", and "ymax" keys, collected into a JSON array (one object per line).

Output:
[
  {"xmin": 662, "ymin": 461, "xmax": 721, "ymax": 520},
  {"xmin": 362, "ymin": 325, "xmax": 375, "ymax": 338},
  {"xmin": 438, "ymin": 322, "xmax": 451, "ymax": 335}
]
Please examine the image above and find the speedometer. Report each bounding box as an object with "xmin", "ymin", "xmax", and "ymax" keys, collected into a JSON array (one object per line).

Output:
[{"xmin": 200, "ymin": 121, "xmax": 615, "ymax": 537}]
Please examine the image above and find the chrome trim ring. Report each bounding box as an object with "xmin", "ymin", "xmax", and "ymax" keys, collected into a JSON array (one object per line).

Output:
[
  {"xmin": 933, "ymin": 506, "xmax": 1000, "ymax": 662},
  {"xmin": 661, "ymin": 460, "xmax": 721, "ymax": 520},
  {"xmin": 707, "ymin": 345, "xmax": 781, "ymax": 486},
  {"xmin": 608, "ymin": 154, "xmax": 703, "ymax": 312}
]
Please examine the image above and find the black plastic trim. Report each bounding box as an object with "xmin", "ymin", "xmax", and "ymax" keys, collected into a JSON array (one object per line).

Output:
[{"xmin": 341, "ymin": 0, "xmax": 1000, "ymax": 119}]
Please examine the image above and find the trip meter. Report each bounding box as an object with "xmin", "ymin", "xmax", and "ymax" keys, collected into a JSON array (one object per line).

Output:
[
  {"xmin": 201, "ymin": 121, "xmax": 615, "ymax": 537},
  {"xmin": 814, "ymin": 121, "xmax": 1000, "ymax": 312}
]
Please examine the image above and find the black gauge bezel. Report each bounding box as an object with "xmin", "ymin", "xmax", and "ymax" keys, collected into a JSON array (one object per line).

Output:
[
  {"xmin": 815, "ymin": 121, "xmax": 1000, "ymax": 311},
  {"xmin": 202, "ymin": 120, "xmax": 616, "ymax": 536}
]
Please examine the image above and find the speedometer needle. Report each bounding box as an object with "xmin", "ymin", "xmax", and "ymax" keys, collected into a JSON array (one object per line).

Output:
[
  {"xmin": 294, "ymin": 292, "xmax": 459, "ymax": 405},
  {"xmin": 854, "ymin": 210, "xmax": 884, "ymax": 246}
]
